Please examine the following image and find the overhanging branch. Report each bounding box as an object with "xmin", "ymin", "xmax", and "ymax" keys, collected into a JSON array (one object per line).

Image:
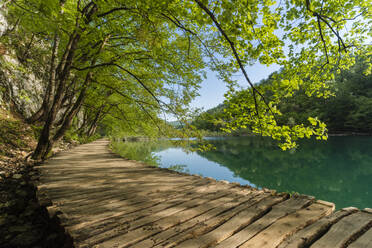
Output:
[{"xmin": 193, "ymin": 0, "xmax": 277, "ymax": 125}]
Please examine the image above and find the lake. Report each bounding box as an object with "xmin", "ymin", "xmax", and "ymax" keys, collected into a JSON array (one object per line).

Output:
[{"xmin": 112, "ymin": 136, "xmax": 372, "ymax": 210}]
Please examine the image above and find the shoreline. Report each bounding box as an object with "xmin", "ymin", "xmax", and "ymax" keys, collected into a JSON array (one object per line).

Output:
[{"xmin": 327, "ymin": 132, "xmax": 372, "ymax": 136}]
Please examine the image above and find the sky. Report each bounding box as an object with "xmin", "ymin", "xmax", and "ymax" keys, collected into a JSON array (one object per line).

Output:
[{"xmin": 189, "ymin": 63, "xmax": 280, "ymax": 111}]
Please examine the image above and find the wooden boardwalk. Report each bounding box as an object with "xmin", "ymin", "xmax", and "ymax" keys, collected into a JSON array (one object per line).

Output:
[{"xmin": 36, "ymin": 139, "xmax": 372, "ymax": 248}]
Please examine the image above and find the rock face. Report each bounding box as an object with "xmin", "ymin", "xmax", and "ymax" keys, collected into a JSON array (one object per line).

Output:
[
  {"xmin": 0, "ymin": 54, "xmax": 45, "ymax": 117},
  {"xmin": 0, "ymin": 4, "xmax": 85, "ymax": 127},
  {"xmin": 0, "ymin": 3, "xmax": 8, "ymax": 37},
  {"xmin": 0, "ymin": 4, "xmax": 44, "ymax": 117}
]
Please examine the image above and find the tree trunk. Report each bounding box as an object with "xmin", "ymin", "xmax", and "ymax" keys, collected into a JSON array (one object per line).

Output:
[
  {"xmin": 31, "ymin": 32, "xmax": 81, "ymax": 160},
  {"xmin": 52, "ymin": 34, "xmax": 110, "ymax": 144},
  {"xmin": 31, "ymin": 3, "xmax": 99, "ymax": 160},
  {"xmin": 87, "ymin": 124, "xmax": 97, "ymax": 137},
  {"xmin": 77, "ymin": 110, "xmax": 88, "ymax": 135},
  {"xmin": 86, "ymin": 104, "xmax": 104, "ymax": 136},
  {"xmin": 52, "ymin": 73, "xmax": 91, "ymax": 143},
  {"xmin": 26, "ymin": 33, "xmax": 59, "ymax": 124}
]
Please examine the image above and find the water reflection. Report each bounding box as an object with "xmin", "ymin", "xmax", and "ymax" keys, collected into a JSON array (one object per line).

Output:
[{"xmin": 112, "ymin": 136, "xmax": 372, "ymax": 209}]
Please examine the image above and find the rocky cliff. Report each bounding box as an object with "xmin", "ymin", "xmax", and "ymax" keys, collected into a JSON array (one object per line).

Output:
[{"xmin": 0, "ymin": 4, "xmax": 45, "ymax": 118}]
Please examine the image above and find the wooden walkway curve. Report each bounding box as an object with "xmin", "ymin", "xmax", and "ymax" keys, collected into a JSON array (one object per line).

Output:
[{"xmin": 36, "ymin": 139, "xmax": 372, "ymax": 248}]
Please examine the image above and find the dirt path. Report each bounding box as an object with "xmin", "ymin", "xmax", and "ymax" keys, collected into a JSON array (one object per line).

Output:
[{"xmin": 35, "ymin": 139, "xmax": 372, "ymax": 248}]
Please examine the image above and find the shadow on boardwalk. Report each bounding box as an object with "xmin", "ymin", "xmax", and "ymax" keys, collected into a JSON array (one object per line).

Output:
[{"xmin": 35, "ymin": 139, "xmax": 372, "ymax": 248}]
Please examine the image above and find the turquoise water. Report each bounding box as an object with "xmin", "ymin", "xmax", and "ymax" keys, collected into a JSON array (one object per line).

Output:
[{"xmin": 113, "ymin": 136, "xmax": 372, "ymax": 210}]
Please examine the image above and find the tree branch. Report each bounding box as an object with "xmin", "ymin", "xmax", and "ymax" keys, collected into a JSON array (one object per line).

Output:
[
  {"xmin": 193, "ymin": 0, "xmax": 278, "ymax": 126},
  {"xmin": 97, "ymin": 7, "xmax": 134, "ymax": 18},
  {"xmin": 112, "ymin": 64, "xmax": 161, "ymax": 105},
  {"xmin": 316, "ymin": 15, "xmax": 329, "ymax": 64}
]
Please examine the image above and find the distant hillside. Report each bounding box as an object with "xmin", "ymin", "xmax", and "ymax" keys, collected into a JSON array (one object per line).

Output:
[
  {"xmin": 167, "ymin": 120, "xmax": 184, "ymax": 129},
  {"xmin": 192, "ymin": 57, "xmax": 372, "ymax": 134}
]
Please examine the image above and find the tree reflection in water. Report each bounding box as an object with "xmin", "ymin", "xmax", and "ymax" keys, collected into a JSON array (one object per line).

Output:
[{"xmin": 113, "ymin": 136, "xmax": 372, "ymax": 209}]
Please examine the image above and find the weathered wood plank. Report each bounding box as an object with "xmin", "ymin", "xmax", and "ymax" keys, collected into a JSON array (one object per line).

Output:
[
  {"xmin": 66, "ymin": 181, "xmax": 225, "ymax": 216},
  {"xmin": 92, "ymin": 192, "xmax": 234, "ymax": 248},
  {"xmin": 153, "ymin": 192, "xmax": 270, "ymax": 248},
  {"xmin": 62, "ymin": 189, "xmax": 191, "ymax": 218},
  {"xmin": 129, "ymin": 191, "xmax": 256, "ymax": 248},
  {"xmin": 215, "ymin": 195, "xmax": 314, "ymax": 248},
  {"xmin": 278, "ymin": 207, "xmax": 358, "ymax": 248},
  {"xmin": 50, "ymin": 182, "xmax": 206, "ymax": 209},
  {"xmin": 40, "ymin": 174, "xmax": 200, "ymax": 184},
  {"xmin": 39, "ymin": 174, "xmax": 199, "ymax": 188},
  {"xmin": 68, "ymin": 182, "xmax": 232, "ymax": 230},
  {"xmin": 78, "ymin": 191, "xmax": 229, "ymax": 247},
  {"xmin": 310, "ymin": 211, "xmax": 372, "ymax": 248},
  {"xmin": 41, "ymin": 179, "xmax": 204, "ymax": 201},
  {"xmin": 176, "ymin": 195, "xmax": 286, "ymax": 248},
  {"xmin": 44, "ymin": 185, "xmax": 184, "ymax": 205},
  {"xmin": 239, "ymin": 201, "xmax": 334, "ymax": 248},
  {"xmin": 347, "ymin": 226, "xmax": 372, "ymax": 248},
  {"xmin": 41, "ymin": 175, "xmax": 211, "ymax": 202},
  {"xmin": 65, "ymin": 185, "xmax": 226, "ymax": 235}
]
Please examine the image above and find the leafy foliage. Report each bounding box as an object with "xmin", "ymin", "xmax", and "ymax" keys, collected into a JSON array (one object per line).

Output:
[
  {"xmin": 193, "ymin": 56, "xmax": 372, "ymax": 148},
  {"xmin": 111, "ymin": 139, "xmax": 162, "ymax": 166},
  {"xmin": 272, "ymin": 56, "xmax": 372, "ymax": 134},
  {"xmin": 187, "ymin": 0, "xmax": 371, "ymax": 149},
  {"xmin": 191, "ymin": 104, "xmax": 225, "ymax": 132},
  {"xmin": 1, "ymin": 0, "xmax": 370, "ymax": 157}
]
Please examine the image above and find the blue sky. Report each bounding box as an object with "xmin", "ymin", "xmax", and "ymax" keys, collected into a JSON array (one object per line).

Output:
[{"xmin": 190, "ymin": 63, "xmax": 280, "ymax": 111}]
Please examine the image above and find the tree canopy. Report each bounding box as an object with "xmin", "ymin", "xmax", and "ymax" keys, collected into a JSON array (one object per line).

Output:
[
  {"xmin": 0, "ymin": 0, "xmax": 370, "ymax": 158},
  {"xmin": 194, "ymin": 56, "xmax": 372, "ymax": 140}
]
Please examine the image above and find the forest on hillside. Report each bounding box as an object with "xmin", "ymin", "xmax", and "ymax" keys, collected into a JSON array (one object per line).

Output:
[{"xmin": 193, "ymin": 57, "xmax": 372, "ymax": 134}]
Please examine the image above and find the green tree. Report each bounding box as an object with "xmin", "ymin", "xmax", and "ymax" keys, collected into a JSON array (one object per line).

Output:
[
  {"xmin": 272, "ymin": 56, "xmax": 372, "ymax": 133},
  {"xmin": 1, "ymin": 0, "xmax": 370, "ymax": 158},
  {"xmin": 192, "ymin": 104, "xmax": 225, "ymax": 132},
  {"xmin": 3, "ymin": 0, "xmax": 206, "ymax": 159}
]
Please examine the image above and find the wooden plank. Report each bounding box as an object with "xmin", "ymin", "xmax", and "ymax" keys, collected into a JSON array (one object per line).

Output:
[
  {"xmin": 48, "ymin": 186, "xmax": 184, "ymax": 211},
  {"xmin": 215, "ymin": 195, "xmax": 314, "ymax": 248},
  {"xmin": 64, "ymin": 190, "xmax": 201, "ymax": 228},
  {"xmin": 364, "ymin": 208, "xmax": 372, "ymax": 213},
  {"xmin": 68, "ymin": 198, "xmax": 190, "ymax": 242},
  {"xmin": 152, "ymin": 192, "xmax": 269, "ymax": 248},
  {"xmin": 176, "ymin": 195, "xmax": 286, "ymax": 248},
  {"xmin": 130, "ymin": 191, "xmax": 256, "ymax": 248},
  {"xmin": 278, "ymin": 207, "xmax": 358, "ymax": 248},
  {"xmin": 42, "ymin": 176, "xmax": 200, "ymax": 185},
  {"xmin": 78, "ymin": 191, "xmax": 229, "ymax": 248},
  {"xmin": 125, "ymin": 191, "xmax": 229, "ymax": 232},
  {"xmin": 132, "ymin": 192, "xmax": 248, "ymax": 248},
  {"xmin": 63, "ymin": 190, "xmax": 188, "ymax": 218},
  {"xmin": 310, "ymin": 211, "xmax": 372, "ymax": 248},
  {"xmin": 40, "ymin": 173, "xmax": 199, "ymax": 186},
  {"xmin": 239, "ymin": 201, "xmax": 334, "ymax": 248},
  {"xmin": 92, "ymin": 191, "xmax": 233, "ymax": 248},
  {"xmin": 52, "ymin": 182, "xmax": 205, "ymax": 209},
  {"xmin": 43, "ymin": 180, "xmax": 202, "ymax": 200},
  {"xmin": 68, "ymin": 183, "xmax": 229, "ymax": 229},
  {"xmin": 45, "ymin": 177, "xmax": 210, "ymax": 203},
  {"xmin": 65, "ymin": 184, "xmax": 225, "ymax": 234},
  {"xmin": 347, "ymin": 227, "xmax": 372, "ymax": 248}
]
